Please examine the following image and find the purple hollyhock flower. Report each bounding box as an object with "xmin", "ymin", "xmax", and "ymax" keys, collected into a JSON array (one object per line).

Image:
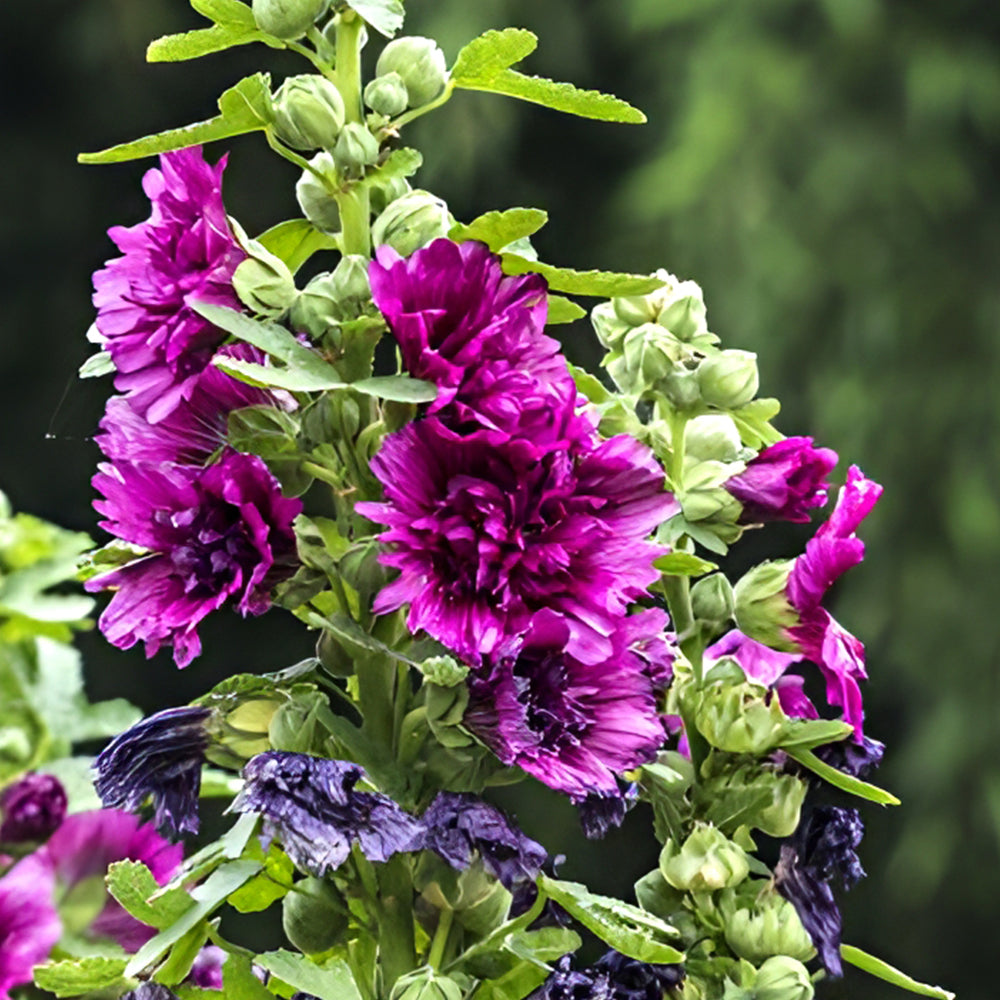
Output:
[
  {"xmin": 814, "ymin": 734, "xmax": 885, "ymax": 779},
  {"xmin": 775, "ymin": 805, "xmax": 866, "ymax": 977},
  {"xmin": 725, "ymin": 436, "xmax": 838, "ymax": 524},
  {"xmin": 359, "ymin": 412, "xmax": 675, "ymax": 665},
  {"xmin": 532, "ymin": 952, "xmax": 682, "ymax": 1000},
  {"xmin": 0, "ymin": 854, "xmax": 62, "ymax": 1000},
  {"xmin": 122, "ymin": 986, "xmax": 179, "ymax": 1000},
  {"xmin": 87, "ymin": 450, "xmax": 301, "ymax": 668},
  {"xmin": 577, "ymin": 784, "xmax": 638, "ymax": 841},
  {"xmin": 187, "ymin": 945, "xmax": 226, "ymax": 989},
  {"xmin": 42, "ymin": 809, "xmax": 183, "ymax": 952},
  {"xmin": 705, "ymin": 629, "xmax": 803, "ymax": 689},
  {"xmin": 232, "ymin": 752, "xmax": 425, "ymax": 876},
  {"xmin": 464, "ymin": 610, "xmax": 665, "ymax": 802},
  {"xmin": 421, "ymin": 791, "xmax": 546, "ymax": 892},
  {"xmin": 94, "ymin": 706, "xmax": 212, "ymax": 837},
  {"xmin": 0, "ymin": 772, "xmax": 67, "ymax": 843},
  {"xmin": 93, "ymin": 146, "xmax": 246, "ymax": 423}
]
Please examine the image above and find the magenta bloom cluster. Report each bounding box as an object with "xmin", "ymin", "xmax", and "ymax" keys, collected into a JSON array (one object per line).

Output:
[
  {"xmin": 87, "ymin": 148, "xmax": 301, "ymax": 668},
  {"xmin": 361, "ymin": 240, "xmax": 676, "ymax": 801}
]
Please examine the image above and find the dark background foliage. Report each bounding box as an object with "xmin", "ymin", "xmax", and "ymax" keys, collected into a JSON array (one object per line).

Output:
[{"xmin": 1, "ymin": 1, "xmax": 997, "ymax": 996}]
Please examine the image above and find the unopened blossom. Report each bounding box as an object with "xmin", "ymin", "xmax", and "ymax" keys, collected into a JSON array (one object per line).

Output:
[
  {"xmin": 725, "ymin": 437, "xmax": 837, "ymax": 524},
  {"xmin": 0, "ymin": 772, "xmax": 67, "ymax": 843},
  {"xmin": 95, "ymin": 706, "xmax": 212, "ymax": 837},
  {"xmin": 87, "ymin": 451, "xmax": 301, "ymax": 668},
  {"xmin": 93, "ymin": 146, "xmax": 246, "ymax": 423},
  {"xmin": 0, "ymin": 854, "xmax": 61, "ymax": 1000},
  {"xmin": 232, "ymin": 752, "xmax": 425, "ymax": 876}
]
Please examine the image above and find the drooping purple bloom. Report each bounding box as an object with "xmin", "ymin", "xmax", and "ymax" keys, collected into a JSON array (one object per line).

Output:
[
  {"xmin": 187, "ymin": 946, "xmax": 226, "ymax": 989},
  {"xmin": 359, "ymin": 412, "xmax": 675, "ymax": 665},
  {"xmin": 87, "ymin": 451, "xmax": 301, "ymax": 667},
  {"xmin": 421, "ymin": 792, "xmax": 546, "ymax": 892},
  {"xmin": 232, "ymin": 752, "xmax": 425, "ymax": 876},
  {"xmin": 725, "ymin": 437, "xmax": 837, "ymax": 524},
  {"xmin": 775, "ymin": 805, "xmax": 866, "ymax": 977},
  {"xmin": 93, "ymin": 146, "xmax": 246, "ymax": 423},
  {"xmin": 464, "ymin": 610, "xmax": 665, "ymax": 802},
  {"xmin": 94, "ymin": 706, "xmax": 212, "ymax": 837},
  {"xmin": 532, "ymin": 953, "xmax": 682, "ymax": 1000},
  {"xmin": 705, "ymin": 629, "xmax": 803, "ymax": 689},
  {"xmin": 814, "ymin": 734, "xmax": 885, "ymax": 779},
  {"xmin": 0, "ymin": 854, "xmax": 61, "ymax": 1000},
  {"xmin": 0, "ymin": 772, "xmax": 67, "ymax": 843},
  {"xmin": 577, "ymin": 784, "xmax": 637, "ymax": 841}
]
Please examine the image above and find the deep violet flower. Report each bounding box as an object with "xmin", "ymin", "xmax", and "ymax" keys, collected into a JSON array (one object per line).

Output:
[
  {"xmin": 0, "ymin": 854, "xmax": 61, "ymax": 1000},
  {"xmin": 464, "ymin": 610, "xmax": 665, "ymax": 802},
  {"xmin": 775, "ymin": 806, "xmax": 866, "ymax": 977},
  {"xmin": 95, "ymin": 706, "xmax": 212, "ymax": 837},
  {"xmin": 358, "ymin": 412, "xmax": 675, "ymax": 665},
  {"xmin": 232, "ymin": 752, "xmax": 425, "ymax": 876},
  {"xmin": 725, "ymin": 437, "xmax": 837, "ymax": 524},
  {"xmin": 0, "ymin": 772, "xmax": 67, "ymax": 843},
  {"xmin": 577, "ymin": 784, "xmax": 638, "ymax": 841},
  {"xmin": 814, "ymin": 734, "xmax": 885, "ymax": 778},
  {"xmin": 122, "ymin": 985, "xmax": 180, "ymax": 1000},
  {"xmin": 187, "ymin": 946, "xmax": 226, "ymax": 989},
  {"xmin": 87, "ymin": 451, "xmax": 301, "ymax": 668},
  {"xmin": 93, "ymin": 146, "xmax": 246, "ymax": 423},
  {"xmin": 421, "ymin": 792, "xmax": 546, "ymax": 892},
  {"xmin": 532, "ymin": 952, "xmax": 682, "ymax": 1000}
]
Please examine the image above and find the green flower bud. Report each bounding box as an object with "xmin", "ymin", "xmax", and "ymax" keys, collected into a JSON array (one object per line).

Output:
[
  {"xmin": 697, "ymin": 349, "xmax": 760, "ymax": 410},
  {"xmin": 655, "ymin": 274, "xmax": 711, "ymax": 344},
  {"xmin": 208, "ymin": 697, "xmax": 282, "ymax": 764},
  {"xmin": 232, "ymin": 248, "xmax": 297, "ymax": 320},
  {"xmin": 369, "ymin": 175, "xmax": 412, "ymax": 217},
  {"xmin": 419, "ymin": 655, "xmax": 469, "ymax": 688},
  {"xmin": 273, "ymin": 74, "xmax": 346, "ymax": 150},
  {"xmin": 659, "ymin": 367, "xmax": 702, "ymax": 410},
  {"xmin": 376, "ymin": 36, "xmax": 448, "ymax": 108},
  {"xmin": 268, "ymin": 690, "xmax": 327, "ymax": 752},
  {"xmin": 732, "ymin": 561, "xmax": 798, "ymax": 651},
  {"xmin": 753, "ymin": 956, "xmax": 815, "ymax": 1000},
  {"xmin": 685, "ymin": 415, "xmax": 743, "ymax": 463},
  {"xmin": 365, "ymin": 71, "xmax": 410, "ymax": 117},
  {"xmin": 695, "ymin": 681, "xmax": 786, "ymax": 754},
  {"xmin": 590, "ymin": 301, "xmax": 632, "ymax": 351},
  {"xmin": 253, "ymin": 0, "xmax": 328, "ymax": 40},
  {"xmin": 755, "ymin": 772, "xmax": 807, "ymax": 838},
  {"xmin": 290, "ymin": 271, "xmax": 340, "ymax": 339},
  {"xmin": 296, "ymin": 152, "xmax": 340, "ymax": 234},
  {"xmin": 659, "ymin": 823, "xmax": 750, "ymax": 892},
  {"xmin": 282, "ymin": 876, "xmax": 348, "ymax": 954},
  {"xmin": 390, "ymin": 967, "xmax": 464, "ymax": 1000},
  {"xmin": 333, "ymin": 122, "xmax": 379, "ymax": 175},
  {"xmin": 372, "ymin": 189, "xmax": 452, "ymax": 256},
  {"xmin": 426, "ymin": 681, "xmax": 473, "ymax": 748},
  {"xmin": 691, "ymin": 572, "xmax": 734, "ymax": 633},
  {"xmin": 608, "ymin": 323, "xmax": 683, "ymax": 393},
  {"xmin": 722, "ymin": 886, "xmax": 816, "ymax": 964}
]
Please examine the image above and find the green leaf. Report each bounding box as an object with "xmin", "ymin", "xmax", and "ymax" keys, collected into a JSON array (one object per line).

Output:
[
  {"xmin": 255, "ymin": 950, "xmax": 364, "ymax": 1000},
  {"xmin": 778, "ymin": 718, "xmax": 855, "ymax": 750},
  {"xmin": 354, "ymin": 148, "xmax": 424, "ymax": 194},
  {"xmin": 472, "ymin": 963, "xmax": 549, "ymax": 1000},
  {"xmin": 505, "ymin": 927, "xmax": 582, "ymax": 965},
  {"xmin": 227, "ymin": 843, "xmax": 294, "ymax": 913},
  {"xmin": 256, "ymin": 219, "xmax": 340, "ymax": 274},
  {"xmin": 147, "ymin": 23, "xmax": 266, "ymax": 62},
  {"xmin": 78, "ymin": 350, "xmax": 114, "ymax": 379},
  {"xmin": 655, "ymin": 551, "xmax": 719, "ymax": 577},
  {"xmin": 501, "ymin": 254, "xmax": 664, "ymax": 297},
  {"xmin": 106, "ymin": 860, "xmax": 193, "ymax": 930},
  {"xmin": 451, "ymin": 29, "xmax": 539, "ymax": 85},
  {"xmin": 449, "ymin": 208, "xmax": 549, "ymax": 251},
  {"xmin": 786, "ymin": 747, "xmax": 901, "ymax": 806},
  {"xmin": 32, "ymin": 956, "xmax": 129, "ymax": 997},
  {"xmin": 547, "ymin": 295, "xmax": 585, "ymax": 324},
  {"xmin": 224, "ymin": 952, "xmax": 275, "ymax": 1000},
  {"xmin": 731, "ymin": 398, "xmax": 783, "ymax": 450},
  {"xmin": 79, "ymin": 73, "xmax": 272, "ymax": 165},
  {"xmin": 538, "ymin": 876, "xmax": 684, "ymax": 965},
  {"xmin": 191, "ymin": 0, "xmax": 257, "ymax": 24},
  {"xmin": 840, "ymin": 945, "xmax": 955, "ymax": 999},
  {"xmin": 345, "ymin": 0, "xmax": 405, "ymax": 37},
  {"xmin": 157, "ymin": 921, "xmax": 209, "ymax": 987},
  {"xmin": 351, "ymin": 375, "xmax": 437, "ymax": 403}
]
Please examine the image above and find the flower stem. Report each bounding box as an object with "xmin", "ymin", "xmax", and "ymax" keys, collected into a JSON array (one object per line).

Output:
[
  {"xmin": 335, "ymin": 10, "xmax": 371, "ymax": 257},
  {"xmin": 427, "ymin": 907, "xmax": 454, "ymax": 970},
  {"xmin": 377, "ymin": 855, "xmax": 417, "ymax": 996}
]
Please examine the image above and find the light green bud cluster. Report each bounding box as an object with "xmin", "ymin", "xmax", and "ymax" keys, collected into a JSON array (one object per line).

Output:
[
  {"xmin": 365, "ymin": 71, "xmax": 410, "ymax": 117},
  {"xmin": 695, "ymin": 678, "xmax": 787, "ymax": 754},
  {"xmin": 290, "ymin": 255, "xmax": 373, "ymax": 339},
  {"xmin": 232, "ymin": 243, "xmax": 297, "ymax": 319},
  {"xmin": 390, "ymin": 968, "xmax": 464, "ymax": 1000},
  {"xmin": 660, "ymin": 823, "xmax": 750, "ymax": 892},
  {"xmin": 698, "ymin": 349, "xmax": 760, "ymax": 410},
  {"xmin": 418, "ymin": 654, "xmax": 469, "ymax": 688},
  {"xmin": 252, "ymin": 0, "xmax": 328, "ymax": 40},
  {"xmin": 691, "ymin": 572, "xmax": 735, "ymax": 635},
  {"xmin": 721, "ymin": 884, "xmax": 816, "ymax": 963},
  {"xmin": 733, "ymin": 561, "xmax": 799, "ymax": 651},
  {"xmin": 282, "ymin": 876, "xmax": 348, "ymax": 953},
  {"xmin": 296, "ymin": 153, "xmax": 340, "ymax": 233},
  {"xmin": 752, "ymin": 956, "xmax": 815, "ymax": 1000},
  {"xmin": 273, "ymin": 74, "xmax": 346, "ymax": 150},
  {"xmin": 376, "ymin": 37, "xmax": 448, "ymax": 108},
  {"xmin": 333, "ymin": 122, "xmax": 379, "ymax": 176},
  {"xmin": 372, "ymin": 189, "xmax": 452, "ymax": 256}
]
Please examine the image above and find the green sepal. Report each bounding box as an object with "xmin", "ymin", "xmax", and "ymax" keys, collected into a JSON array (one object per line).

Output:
[
  {"xmin": 730, "ymin": 398, "xmax": 783, "ymax": 450},
  {"xmin": 655, "ymin": 551, "xmax": 719, "ymax": 577},
  {"xmin": 105, "ymin": 860, "xmax": 194, "ymax": 930},
  {"xmin": 78, "ymin": 350, "xmax": 114, "ymax": 379},
  {"xmin": 840, "ymin": 944, "xmax": 955, "ymax": 999},
  {"xmin": 777, "ymin": 718, "xmax": 854, "ymax": 750},
  {"xmin": 449, "ymin": 208, "xmax": 548, "ymax": 251},
  {"xmin": 786, "ymin": 747, "xmax": 901, "ymax": 806},
  {"xmin": 255, "ymin": 949, "xmax": 364, "ymax": 1000},
  {"xmin": 500, "ymin": 254, "xmax": 664, "ymax": 297},
  {"xmin": 256, "ymin": 219, "xmax": 340, "ymax": 274},
  {"xmin": 354, "ymin": 148, "xmax": 424, "ymax": 194},
  {"xmin": 31, "ymin": 956, "xmax": 130, "ymax": 997}
]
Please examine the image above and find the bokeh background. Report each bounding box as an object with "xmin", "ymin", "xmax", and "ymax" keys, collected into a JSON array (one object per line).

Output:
[{"xmin": 2, "ymin": 1, "xmax": 998, "ymax": 997}]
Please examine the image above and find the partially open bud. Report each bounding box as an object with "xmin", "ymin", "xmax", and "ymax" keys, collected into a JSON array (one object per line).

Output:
[
  {"xmin": 376, "ymin": 36, "xmax": 448, "ymax": 108},
  {"xmin": 685, "ymin": 414, "xmax": 743, "ymax": 464},
  {"xmin": 365, "ymin": 72, "xmax": 410, "ymax": 117},
  {"xmin": 369, "ymin": 174, "xmax": 412, "ymax": 217},
  {"xmin": 273, "ymin": 74, "xmax": 346, "ymax": 150},
  {"xmin": 697, "ymin": 349, "xmax": 760, "ymax": 410},
  {"xmin": 590, "ymin": 301, "xmax": 632, "ymax": 352},
  {"xmin": 232, "ymin": 246, "xmax": 297, "ymax": 319},
  {"xmin": 390, "ymin": 967, "xmax": 464, "ymax": 1000},
  {"xmin": 333, "ymin": 122, "xmax": 379, "ymax": 175},
  {"xmin": 608, "ymin": 322, "xmax": 682, "ymax": 393},
  {"xmin": 695, "ymin": 681, "xmax": 787, "ymax": 754},
  {"xmin": 753, "ymin": 956, "xmax": 815, "ymax": 1000},
  {"xmin": 733, "ymin": 561, "xmax": 799, "ymax": 651},
  {"xmin": 722, "ymin": 885, "xmax": 816, "ymax": 963},
  {"xmin": 755, "ymin": 772, "xmax": 808, "ymax": 838},
  {"xmin": 418, "ymin": 655, "xmax": 469, "ymax": 688},
  {"xmin": 372, "ymin": 189, "xmax": 451, "ymax": 256},
  {"xmin": 210, "ymin": 698, "xmax": 282, "ymax": 764},
  {"xmin": 0, "ymin": 773, "xmax": 66, "ymax": 843},
  {"xmin": 296, "ymin": 152, "xmax": 340, "ymax": 234},
  {"xmin": 691, "ymin": 572, "xmax": 734, "ymax": 634},
  {"xmin": 282, "ymin": 876, "xmax": 349, "ymax": 954},
  {"xmin": 660, "ymin": 823, "xmax": 750, "ymax": 892},
  {"xmin": 253, "ymin": 0, "xmax": 328, "ymax": 40}
]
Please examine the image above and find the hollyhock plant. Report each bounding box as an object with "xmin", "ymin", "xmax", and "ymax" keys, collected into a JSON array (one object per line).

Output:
[
  {"xmin": 94, "ymin": 705, "xmax": 212, "ymax": 837},
  {"xmin": 93, "ymin": 146, "xmax": 246, "ymax": 423},
  {"xmin": 0, "ymin": 854, "xmax": 61, "ymax": 1000},
  {"xmin": 0, "ymin": 772, "xmax": 67, "ymax": 843},
  {"xmin": 87, "ymin": 450, "xmax": 301, "ymax": 667}
]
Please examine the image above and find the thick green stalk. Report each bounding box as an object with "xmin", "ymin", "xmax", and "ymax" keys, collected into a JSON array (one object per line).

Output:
[
  {"xmin": 427, "ymin": 907, "xmax": 454, "ymax": 970},
  {"xmin": 376, "ymin": 855, "xmax": 416, "ymax": 996},
  {"xmin": 335, "ymin": 10, "xmax": 371, "ymax": 257}
]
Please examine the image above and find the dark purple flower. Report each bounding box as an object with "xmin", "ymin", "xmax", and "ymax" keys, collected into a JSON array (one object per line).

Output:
[
  {"xmin": 0, "ymin": 773, "xmax": 67, "ymax": 843},
  {"xmin": 814, "ymin": 734, "xmax": 885, "ymax": 779},
  {"xmin": 464, "ymin": 610, "xmax": 665, "ymax": 802},
  {"xmin": 421, "ymin": 792, "xmax": 546, "ymax": 892},
  {"xmin": 0, "ymin": 854, "xmax": 61, "ymax": 999},
  {"xmin": 358, "ymin": 413, "xmax": 674, "ymax": 665},
  {"xmin": 232, "ymin": 752, "xmax": 425, "ymax": 876},
  {"xmin": 577, "ymin": 784, "xmax": 637, "ymax": 841},
  {"xmin": 187, "ymin": 945, "xmax": 226, "ymax": 989},
  {"xmin": 122, "ymin": 985, "xmax": 180, "ymax": 1000},
  {"xmin": 94, "ymin": 706, "xmax": 212, "ymax": 837},
  {"xmin": 775, "ymin": 806, "xmax": 866, "ymax": 977},
  {"xmin": 532, "ymin": 953, "xmax": 682, "ymax": 1000},
  {"xmin": 725, "ymin": 437, "xmax": 837, "ymax": 524},
  {"xmin": 87, "ymin": 451, "xmax": 301, "ymax": 667},
  {"xmin": 93, "ymin": 147, "xmax": 246, "ymax": 423}
]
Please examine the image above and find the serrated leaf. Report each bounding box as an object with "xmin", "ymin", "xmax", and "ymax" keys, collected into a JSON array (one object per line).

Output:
[
  {"xmin": 148, "ymin": 24, "xmax": 266, "ymax": 63},
  {"xmin": 451, "ymin": 28, "xmax": 539, "ymax": 85},
  {"xmin": 32, "ymin": 957, "xmax": 129, "ymax": 997},
  {"xmin": 547, "ymin": 295, "xmax": 585, "ymax": 324},
  {"xmin": 538, "ymin": 876, "xmax": 684, "ymax": 965},
  {"xmin": 472, "ymin": 963, "xmax": 549, "ymax": 1000},
  {"xmin": 78, "ymin": 350, "xmax": 114, "ymax": 379},
  {"xmin": 840, "ymin": 945, "xmax": 955, "ymax": 999},
  {"xmin": 345, "ymin": 0, "xmax": 405, "ymax": 37},
  {"xmin": 255, "ymin": 950, "xmax": 363, "ymax": 1000},
  {"xmin": 191, "ymin": 0, "xmax": 257, "ymax": 24},
  {"xmin": 449, "ymin": 208, "xmax": 549, "ymax": 252},
  {"xmin": 501, "ymin": 254, "xmax": 664, "ymax": 297},
  {"xmin": 355, "ymin": 148, "xmax": 424, "ymax": 193},
  {"xmin": 106, "ymin": 860, "xmax": 193, "ymax": 930},
  {"xmin": 351, "ymin": 375, "xmax": 437, "ymax": 403},
  {"xmin": 786, "ymin": 747, "xmax": 901, "ymax": 806},
  {"xmin": 256, "ymin": 219, "xmax": 340, "ymax": 274},
  {"xmin": 655, "ymin": 551, "xmax": 719, "ymax": 577},
  {"xmin": 227, "ymin": 843, "xmax": 294, "ymax": 913}
]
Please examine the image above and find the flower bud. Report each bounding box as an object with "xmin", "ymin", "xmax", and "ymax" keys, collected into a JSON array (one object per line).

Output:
[
  {"xmin": 691, "ymin": 572, "xmax": 734, "ymax": 633},
  {"xmin": 695, "ymin": 681, "xmax": 786, "ymax": 754},
  {"xmin": 282, "ymin": 876, "xmax": 349, "ymax": 954},
  {"xmin": 659, "ymin": 823, "xmax": 749, "ymax": 892},
  {"xmin": 0, "ymin": 772, "xmax": 67, "ymax": 843},
  {"xmin": 333, "ymin": 122, "xmax": 380, "ymax": 175},
  {"xmin": 207, "ymin": 697, "xmax": 282, "ymax": 765},
  {"xmin": 372, "ymin": 190, "xmax": 452, "ymax": 256},
  {"xmin": 753, "ymin": 956, "xmax": 815, "ymax": 1000},
  {"xmin": 426, "ymin": 682, "xmax": 474, "ymax": 748},
  {"xmin": 590, "ymin": 301, "xmax": 632, "ymax": 352},
  {"xmin": 697, "ymin": 349, "xmax": 759, "ymax": 410},
  {"xmin": 369, "ymin": 175, "xmax": 412, "ymax": 217},
  {"xmin": 365, "ymin": 72, "xmax": 410, "ymax": 117},
  {"xmin": 722, "ymin": 886, "xmax": 816, "ymax": 964},
  {"xmin": 685, "ymin": 415, "xmax": 742, "ymax": 464},
  {"xmin": 418, "ymin": 655, "xmax": 469, "ymax": 688},
  {"xmin": 655, "ymin": 276, "xmax": 711, "ymax": 344},
  {"xmin": 296, "ymin": 152, "xmax": 340, "ymax": 234},
  {"xmin": 376, "ymin": 36, "xmax": 448, "ymax": 108},
  {"xmin": 608, "ymin": 323, "xmax": 682, "ymax": 393},
  {"xmin": 755, "ymin": 772, "xmax": 807, "ymax": 838},
  {"xmin": 317, "ymin": 629, "xmax": 354, "ymax": 677},
  {"xmin": 273, "ymin": 74, "xmax": 346, "ymax": 150},
  {"xmin": 732, "ymin": 561, "xmax": 799, "ymax": 651},
  {"xmin": 232, "ymin": 247, "xmax": 297, "ymax": 320},
  {"xmin": 390, "ymin": 967, "xmax": 464, "ymax": 1000},
  {"xmin": 253, "ymin": 0, "xmax": 328, "ymax": 40},
  {"xmin": 659, "ymin": 367, "xmax": 702, "ymax": 410},
  {"xmin": 268, "ymin": 690, "xmax": 327, "ymax": 753}
]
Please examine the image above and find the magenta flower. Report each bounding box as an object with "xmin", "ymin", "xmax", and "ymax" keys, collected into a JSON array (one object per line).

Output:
[
  {"xmin": 0, "ymin": 773, "xmax": 67, "ymax": 844},
  {"xmin": 93, "ymin": 146, "xmax": 245, "ymax": 423},
  {"xmin": 725, "ymin": 437, "xmax": 837, "ymax": 524},
  {"xmin": 464, "ymin": 610, "xmax": 665, "ymax": 801},
  {"xmin": 705, "ymin": 629, "xmax": 803, "ymax": 689},
  {"xmin": 87, "ymin": 451, "xmax": 301, "ymax": 667},
  {"xmin": 359, "ymin": 413, "xmax": 675, "ymax": 664},
  {"xmin": 0, "ymin": 854, "xmax": 61, "ymax": 1000}
]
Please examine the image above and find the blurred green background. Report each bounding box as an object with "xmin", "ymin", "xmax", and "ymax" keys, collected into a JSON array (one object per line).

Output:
[{"xmin": 1, "ymin": 1, "xmax": 997, "ymax": 997}]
